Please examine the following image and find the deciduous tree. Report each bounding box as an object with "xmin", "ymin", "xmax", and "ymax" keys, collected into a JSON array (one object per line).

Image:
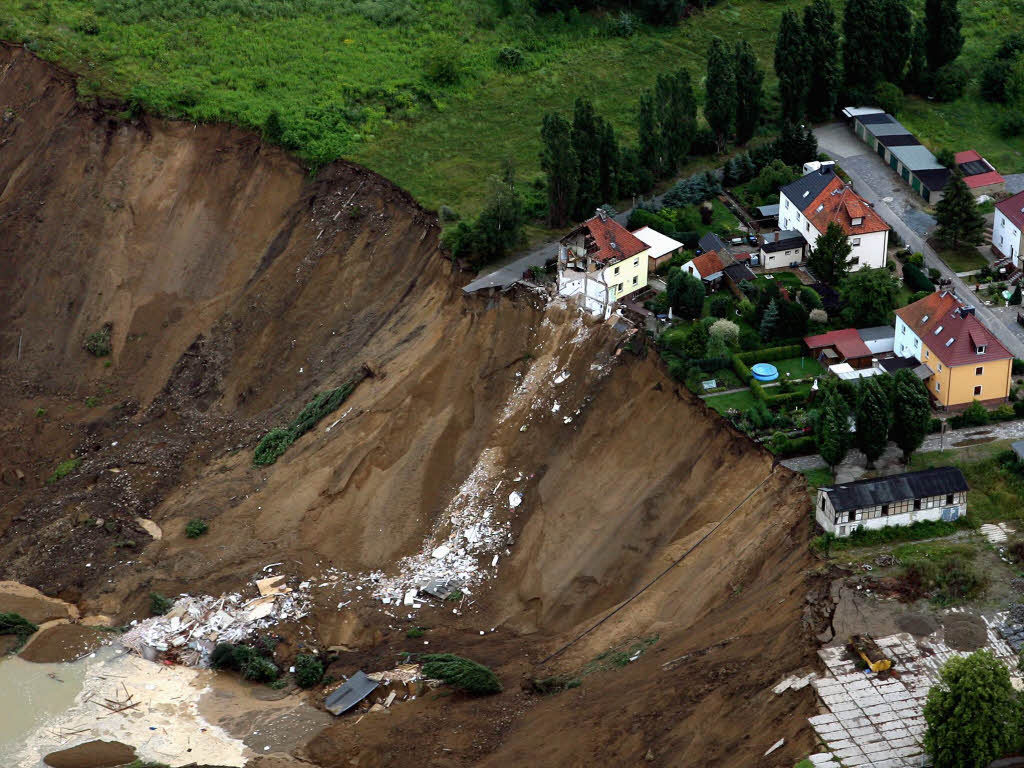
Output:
[
  {"xmin": 855, "ymin": 377, "xmax": 890, "ymax": 467},
  {"xmin": 666, "ymin": 267, "xmax": 705, "ymax": 319},
  {"xmin": 839, "ymin": 268, "xmax": 901, "ymax": 326},
  {"xmin": 817, "ymin": 383, "xmax": 851, "ymax": 470},
  {"xmin": 733, "ymin": 40, "xmax": 764, "ymax": 145},
  {"xmin": 924, "ymin": 651, "xmax": 1021, "ymax": 768},
  {"xmin": 891, "ymin": 369, "xmax": 931, "ymax": 462},
  {"xmin": 925, "ymin": 0, "xmax": 964, "ymax": 73},
  {"xmin": 775, "ymin": 10, "xmax": 807, "ymax": 124},
  {"xmin": 807, "ymin": 222, "xmax": 852, "ymax": 287},
  {"xmin": 540, "ymin": 113, "xmax": 578, "ymax": 227},
  {"xmin": 803, "ymin": 0, "xmax": 840, "ymax": 121},
  {"xmin": 705, "ymin": 36, "xmax": 736, "ymax": 151}
]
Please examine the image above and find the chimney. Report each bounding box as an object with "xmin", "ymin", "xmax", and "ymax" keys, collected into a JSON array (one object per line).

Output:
[
  {"xmin": 596, "ymin": 208, "xmax": 607, "ymax": 222},
  {"xmin": 960, "ymin": 306, "xmax": 975, "ymax": 318},
  {"xmin": 774, "ymin": 231, "xmax": 780, "ymax": 242}
]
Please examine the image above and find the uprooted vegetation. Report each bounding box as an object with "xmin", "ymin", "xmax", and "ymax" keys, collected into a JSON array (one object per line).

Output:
[
  {"xmin": 0, "ymin": 612, "xmax": 39, "ymax": 648},
  {"xmin": 420, "ymin": 653, "xmax": 502, "ymax": 695},
  {"xmin": 210, "ymin": 641, "xmax": 280, "ymax": 682},
  {"xmin": 254, "ymin": 370, "xmax": 369, "ymax": 466}
]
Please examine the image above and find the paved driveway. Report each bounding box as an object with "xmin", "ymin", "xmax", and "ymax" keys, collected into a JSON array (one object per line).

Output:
[{"xmin": 814, "ymin": 122, "xmax": 1024, "ymax": 359}]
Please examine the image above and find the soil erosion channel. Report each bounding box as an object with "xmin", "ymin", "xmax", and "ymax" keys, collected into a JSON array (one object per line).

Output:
[{"xmin": 0, "ymin": 44, "xmax": 821, "ymax": 767}]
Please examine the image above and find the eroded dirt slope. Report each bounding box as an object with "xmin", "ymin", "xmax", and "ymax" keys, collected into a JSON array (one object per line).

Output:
[{"xmin": 0, "ymin": 44, "xmax": 822, "ymax": 767}]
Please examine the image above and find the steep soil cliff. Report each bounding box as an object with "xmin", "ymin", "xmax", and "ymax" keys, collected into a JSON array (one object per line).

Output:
[{"xmin": 0, "ymin": 44, "xmax": 822, "ymax": 767}]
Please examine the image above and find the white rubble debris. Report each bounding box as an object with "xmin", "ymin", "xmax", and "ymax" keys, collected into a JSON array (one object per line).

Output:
[
  {"xmin": 121, "ymin": 575, "xmax": 310, "ymax": 667},
  {"xmin": 508, "ymin": 491, "xmax": 522, "ymax": 508}
]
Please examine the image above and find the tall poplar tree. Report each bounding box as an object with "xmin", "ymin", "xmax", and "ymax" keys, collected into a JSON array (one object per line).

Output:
[
  {"xmin": 540, "ymin": 113, "xmax": 578, "ymax": 227},
  {"xmin": 596, "ymin": 118, "xmax": 620, "ymax": 205},
  {"xmin": 855, "ymin": 378, "xmax": 890, "ymax": 468},
  {"xmin": 571, "ymin": 98, "xmax": 602, "ymax": 220},
  {"xmin": 733, "ymin": 40, "xmax": 764, "ymax": 145},
  {"xmin": 705, "ymin": 36, "xmax": 737, "ymax": 151},
  {"xmin": 657, "ymin": 69, "xmax": 697, "ymax": 166},
  {"xmin": 803, "ymin": 0, "xmax": 840, "ymax": 121},
  {"xmin": 925, "ymin": 0, "xmax": 964, "ymax": 72},
  {"xmin": 879, "ymin": 0, "xmax": 913, "ymax": 84},
  {"xmin": 637, "ymin": 90, "xmax": 665, "ymax": 180},
  {"xmin": 843, "ymin": 0, "xmax": 884, "ymax": 98},
  {"xmin": 775, "ymin": 10, "xmax": 808, "ymax": 124},
  {"xmin": 891, "ymin": 369, "xmax": 931, "ymax": 463}
]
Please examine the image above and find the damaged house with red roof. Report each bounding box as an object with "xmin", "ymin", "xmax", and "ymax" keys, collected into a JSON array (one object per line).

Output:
[
  {"xmin": 777, "ymin": 167, "xmax": 890, "ymax": 272},
  {"xmin": 557, "ymin": 210, "xmax": 649, "ymax": 318}
]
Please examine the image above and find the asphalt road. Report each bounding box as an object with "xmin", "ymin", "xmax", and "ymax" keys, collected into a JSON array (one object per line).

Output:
[{"xmin": 814, "ymin": 122, "xmax": 1024, "ymax": 360}]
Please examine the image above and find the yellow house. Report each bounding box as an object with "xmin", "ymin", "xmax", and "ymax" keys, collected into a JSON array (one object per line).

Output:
[
  {"xmin": 557, "ymin": 211, "xmax": 649, "ymax": 317},
  {"xmin": 894, "ymin": 291, "xmax": 1012, "ymax": 408}
]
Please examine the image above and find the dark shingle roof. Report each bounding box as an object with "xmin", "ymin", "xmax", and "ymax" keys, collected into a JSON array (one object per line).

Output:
[
  {"xmin": 857, "ymin": 112, "xmax": 897, "ymax": 125},
  {"xmin": 878, "ymin": 134, "xmax": 922, "ymax": 148},
  {"xmin": 825, "ymin": 467, "xmax": 968, "ymax": 513},
  {"xmin": 780, "ymin": 168, "xmax": 837, "ymax": 209},
  {"xmin": 914, "ymin": 168, "xmax": 952, "ymax": 191},
  {"xmin": 698, "ymin": 232, "xmax": 728, "ymax": 253},
  {"xmin": 724, "ymin": 263, "xmax": 755, "ymax": 282},
  {"xmin": 761, "ymin": 230, "xmax": 805, "ymax": 252}
]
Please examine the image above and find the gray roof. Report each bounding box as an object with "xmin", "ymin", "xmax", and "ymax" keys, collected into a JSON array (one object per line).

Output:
[
  {"xmin": 698, "ymin": 232, "xmax": 727, "ymax": 253},
  {"xmin": 724, "ymin": 262, "xmax": 756, "ymax": 282},
  {"xmin": 761, "ymin": 230, "xmax": 805, "ymax": 252},
  {"xmin": 324, "ymin": 671, "xmax": 379, "ymax": 715},
  {"xmin": 780, "ymin": 168, "xmax": 837, "ymax": 208},
  {"xmin": 889, "ymin": 144, "xmax": 944, "ymax": 171},
  {"xmin": 756, "ymin": 204, "xmax": 780, "ymax": 217},
  {"xmin": 864, "ymin": 121, "xmax": 912, "ymax": 138},
  {"xmin": 824, "ymin": 467, "xmax": 968, "ymax": 513},
  {"xmin": 857, "ymin": 326, "xmax": 895, "ymax": 342}
]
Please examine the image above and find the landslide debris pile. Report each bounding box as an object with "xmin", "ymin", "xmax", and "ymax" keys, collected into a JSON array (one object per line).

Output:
[{"xmin": 0, "ymin": 45, "xmax": 822, "ymax": 767}]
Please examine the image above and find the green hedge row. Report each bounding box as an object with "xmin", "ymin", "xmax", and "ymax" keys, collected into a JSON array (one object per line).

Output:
[
  {"xmin": 733, "ymin": 356, "xmax": 753, "ymax": 385},
  {"xmin": 771, "ymin": 434, "xmax": 817, "ymax": 457},
  {"xmin": 764, "ymin": 390, "xmax": 808, "ymax": 407},
  {"xmin": 903, "ymin": 263, "xmax": 933, "ymax": 293}
]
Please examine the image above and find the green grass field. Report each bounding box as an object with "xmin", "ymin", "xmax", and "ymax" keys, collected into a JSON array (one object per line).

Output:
[
  {"xmin": 704, "ymin": 388, "xmax": 759, "ymax": 414},
  {"xmin": 934, "ymin": 245, "xmax": 990, "ymax": 273},
  {"xmin": 1, "ymin": 0, "xmax": 1020, "ymax": 217}
]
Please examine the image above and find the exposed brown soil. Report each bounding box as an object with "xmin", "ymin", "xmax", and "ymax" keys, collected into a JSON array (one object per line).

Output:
[
  {"xmin": 18, "ymin": 622, "xmax": 108, "ymax": 663},
  {"xmin": 0, "ymin": 44, "xmax": 825, "ymax": 767},
  {"xmin": 42, "ymin": 740, "xmax": 135, "ymax": 768},
  {"xmin": 943, "ymin": 613, "xmax": 988, "ymax": 651}
]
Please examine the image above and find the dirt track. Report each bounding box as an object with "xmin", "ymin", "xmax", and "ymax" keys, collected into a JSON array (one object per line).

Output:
[{"xmin": 0, "ymin": 44, "xmax": 825, "ymax": 767}]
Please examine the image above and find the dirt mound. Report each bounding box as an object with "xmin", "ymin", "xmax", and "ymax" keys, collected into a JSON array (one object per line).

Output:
[
  {"xmin": 42, "ymin": 740, "xmax": 135, "ymax": 768},
  {"xmin": 0, "ymin": 44, "xmax": 822, "ymax": 767},
  {"xmin": 943, "ymin": 613, "xmax": 988, "ymax": 651}
]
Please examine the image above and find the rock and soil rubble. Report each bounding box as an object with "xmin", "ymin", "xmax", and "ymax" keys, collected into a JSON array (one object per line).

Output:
[{"xmin": 0, "ymin": 43, "xmax": 824, "ymax": 767}]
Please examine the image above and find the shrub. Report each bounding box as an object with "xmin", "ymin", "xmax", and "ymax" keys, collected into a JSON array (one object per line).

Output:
[
  {"xmin": 608, "ymin": 10, "xmax": 639, "ymax": 37},
  {"xmin": 423, "ymin": 46, "xmax": 462, "ymax": 85},
  {"xmin": 496, "ymin": 46, "xmax": 523, "ymax": 69},
  {"xmin": 84, "ymin": 324, "xmax": 112, "ymax": 357},
  {"xmin": 961, "ymin": 400, "xmax": 990, "ymax": 427},
  {"xmin": 708, "ymin": 293, "xmax": 732, "ymax": 318},
  {"xmin": 0, "ymin": 612, "xmax": 38, "ymax": 645},
  {"xmin": 421, "ymin": 653, "xmax": 502, "ymax": 694},
  {"xmin": 768, "ymin": 431, "xmax": 789, "ymax": 454},
  {"xmin": 1013, "ymin": 359, "xmax": 1024, "ymax": 375},
  {"xmin": 1000, "ymin": 111, "xmax": 1024, "ymax": 139},
  {"xmin": 212, "ymin": 643, "xmax": 279, "ymax": 682},
  {"xmin": 254, "ymin": 427, "xmax": 294, "ymax": 466},
  {"xmin": 931, "ymin": 62, "xmax": 968, "ymax": 101},
  {"xmin": 799, "ymin": 286, "xmax": 823, "ymax": 309},
  {"xmin": 903, "ymin": 263, "xmax": 933, "ymax": 293},
  {"xmin": 185, "ymin": 518, "xmax": 209, "ymax": 538},
  {"xmin": 294, "ymin": 653, "xmax": 324, "ymax": 688},
  {"xmin": 150, "ymin": 593, "xmax": 173, "ymax": 616},
  {"xmin": 47, "ymin": 457, "xmax": 82, "ymax": 485},
  {"xmin": 808, "ymin": 308, "xmax": 828, "ymax": 325},
  {"xmin": 406, "ymin": 627, "xmax": 425, "ymax": 638}
]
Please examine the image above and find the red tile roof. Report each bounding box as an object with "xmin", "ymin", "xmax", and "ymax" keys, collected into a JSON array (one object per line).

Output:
[
  {"xmin": 956, "ymin": 150, "xmax": 1006, "ymax": 189},
  {"xmin": 803, "ymin": 328, "xmax": 872, "ymax": 360},
  {"xmin": 564, "ymin": 214, "xmax": 648, "ymax": 265},
  {"xmin": 895, "ymin": 291, "xmax": 1012, "ymax": 367},
  {"xmin": 804, "ymin": 178, "xmax": 889, "ymax": 236},
  {"xmin": 688, "ymin": 250, "xmax": 724, "ymax": 279},
  {"xmin": 996, "ymin": 190, "xmax": 1024, "ymax": 233},
  {"xmin": 732, "ymin": 251, "xmax": 752, "ymax": 262}
]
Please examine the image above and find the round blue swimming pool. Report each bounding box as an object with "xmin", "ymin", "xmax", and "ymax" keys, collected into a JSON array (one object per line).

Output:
[{"xmin": 751, "ymin": 363, "xmax": 779, "ymax": 382}]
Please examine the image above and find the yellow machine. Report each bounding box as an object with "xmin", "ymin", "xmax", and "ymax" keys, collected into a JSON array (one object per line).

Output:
[{"xmin": 851, "ymin": 634, "xmax": 892, "ymax": 673}]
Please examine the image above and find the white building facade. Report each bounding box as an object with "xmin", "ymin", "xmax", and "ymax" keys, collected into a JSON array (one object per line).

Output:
[{"xmin": 993, "ymin": 190, "xmax": 1024, "ymax": 266}]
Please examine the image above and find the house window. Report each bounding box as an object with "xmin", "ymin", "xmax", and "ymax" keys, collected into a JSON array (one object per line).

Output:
[
  {"xmin": 925, "ymin": 350, "xmax": 929, "ymax": 359},
  {"xmin": 850, "ymin": 257, "xmax": 859, "ymax": 265},
  {"xmin": 936, "ymin": 381, "xmax": 941, "ymax": 391},
  {"xmin": 816, "ymin": 203, "xmax": 824, "ymax": 212},
  {"xmin": 977, "ymin": 345, "xmax": 987, "ymax": 354},
  {"xmin": 914, "ymin": 499, "xmax": 922, "ymax": 511},
  {"xmin": 938, "ymin": 363, "xmax": 942, "ymax": 371},
  {"xmin": 839, "ymin": 526, "xmax": 846, "ymax": 535},
  {"xmin": 847, "ymin": 510, "xmax": 856, "ymax": 523},
  {"xmin": 617, "ymin": 283, "xmax": 624, "ymax": 293},
  {"xmin": 633, "ymin": 258, "xmax": 639, "ymax": 267},
  {"xmin": 785, "ymin": 199, "xmax": 790, "ymax": 209},
  {"xmin": 852, "ymin": 217, "xmax": 863, "ymax": 226},
  {"xmin": 946, "ymin": 494, "xmax": 954, "ymax": 505},
  {"xmin": 976, "ymin": 366, "xmax": 984, "ymax": 375},
  {"xmin": 806, "ymin": 223, "xmax": 810, "ymax": 232},
  {"xmin": 614, "ymin": 266, "xmax": 620, "ymax": 275},
  {"xmin": 852, "ymin": 237, "xmax": 861, "ymax": 246},
  {"xmin": 632, "ymin": 275, "xmax": 638, "ymax": 285},
  {"xmin": 974, "ymin": 385, "xmax": 983, "ymax": 396},
  {"xmin": 820, "ymin": 496, "xmax": 826, "ymax": 510},
  {"xmin": 881, "ymin": 504, "xmax": 889, "ymax": 516}
]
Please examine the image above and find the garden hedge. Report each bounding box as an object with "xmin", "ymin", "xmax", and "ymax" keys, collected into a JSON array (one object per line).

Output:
[
  {"xmin": 734, "ymin": 345, "xmax": 804, "ymax": 365},
  {"xmin": 902, "ymin": 263, "xmax": 933, "ymax": 293}
]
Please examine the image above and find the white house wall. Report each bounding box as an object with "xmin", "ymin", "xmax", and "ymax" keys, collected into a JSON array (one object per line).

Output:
[
  {"xmin": 894, "ymin": 315, "xmax": 923, "ymax": 359},
  {"xmin": 779, "ymin": 192, "xmax": 887, "ymax": 272},
  {"xmin": 816, "ymin": 489, "xmax": 967, "ymax": 538},
  {"xmin": 994, "ymin": 209, "xmax": 1022, "ymax": 266}
]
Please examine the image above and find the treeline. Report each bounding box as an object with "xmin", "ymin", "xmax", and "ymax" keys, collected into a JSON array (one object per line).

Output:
[
  {"xmin": 776, "ymin": 0, "xmax": 967, "ymax": 124},
  {"xmin": 541, "ymin": 36, "xmax": 766, "ymax": 228},
  {"xmin": 530, "ymin": 0, "xmax": 710, "ymax": 26},
  {"xmin": 980, "ymin": 33, "xmax": 1024, "ymax": 137}
]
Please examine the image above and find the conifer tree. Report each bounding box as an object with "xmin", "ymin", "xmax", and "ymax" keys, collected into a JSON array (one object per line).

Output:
[
  {"xmin": 637, "ymin": 91, "xmax": 665, "ymax": 180},
  {"xmin": 803, "ymin": 0, "xmax": 840, "ymax": 121},
  {"xmin": 925, "ymin": 0, "xmax": 964, "ymax": 72},
  {"xmin": 935, "ymin": 172, "xmax": 985, "ymax": 248},
  {"xmin": 540, "ymin": 113, "xmax": 578, "ymax": 227},
  {"xmin": 596, "ymin": 118, "xmax": 621, "ymax": 204},
  {"xmin": 571, "ymin": 98, "xmax": 602, "ymax": 219},
  {"xmin": 879, "ymin": 0, "xmax": 913, "ymax": 84},
  {"xmin": 705, "ymin": 36, "xmax": 736, "ymax": 151},
  {"xmin": 807, "ymin": 222, "xmax": 852, "ymax": 287},
  {"xmin": 759, "ymin": 299, "xmax": 780, "ymax": 339},
  {"xmin": 904, "ymin": 18, "xmax": 929, "ymax": 93},
  {"xmin": 891, "ymin": 369, "xmax": 931, "ymax": 462},
  {"xmin": 658, "ymin": 69, "xmax": 697, "ymax": 166},
  {"xmin": 733, "ymin": 40, "xmax": 764, "ymax": 145},
  {"xmin": 775, "ymin": 10, "xmax": 808, "ymax": 124},
  {"xmin": 817, "ymin": 384, "xmax": 851, "ymax": 471}
]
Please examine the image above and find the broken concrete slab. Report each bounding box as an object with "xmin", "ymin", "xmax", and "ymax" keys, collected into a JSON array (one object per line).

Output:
[{"xmin": 325, "ymin": 671, "xmax": 379, "ymax": 716}]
